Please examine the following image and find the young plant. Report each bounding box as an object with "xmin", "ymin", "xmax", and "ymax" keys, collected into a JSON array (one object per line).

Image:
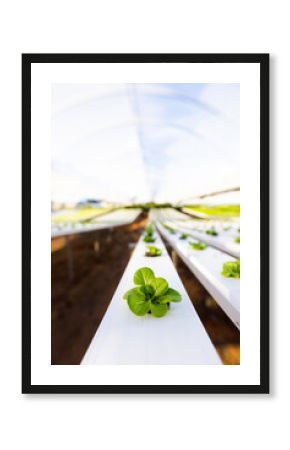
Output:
[
  {"xmin": 162, "ymin": 223, "xmax": 176, "ymax": 234},
  {"xmin": 145, "ymin": 223, "xmax": 154, "ymax": 236},
  {"xmin": 143, "ymin": 223, "xmax": 156, "ymax": 243},
  {"xmin": 205, "ymin": 228, "xmax": 218, "ymax": 236},
  {"xmin": 189, "ymin": 241, "xmax": 208, "ymax": 251},
  {"xmin": 234, "ymin": 236, "xmax": 240, "ymax": 243},
  {"xmin": 221, "ymin": 259, "xmax": 240, "ymax": 279},
  {"xmin": 143, "ymin": 235, "xmax": 156, "ymax": 243},
  {"xmin": 123, "ymin": 267, "xmax": 182, "ymax": 317},
  {"xmin": 145, "ymin": 245, "xmax": 162, "ymax": 257},
  {"xmin": 179, "ymin": 233, "xmax": 189, "ymax": 240}
]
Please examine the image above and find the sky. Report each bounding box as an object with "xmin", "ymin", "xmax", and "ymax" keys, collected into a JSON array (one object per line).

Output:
[{"xmin": 51, "ymin": 83, "xmax": 240, "ymax": 204}]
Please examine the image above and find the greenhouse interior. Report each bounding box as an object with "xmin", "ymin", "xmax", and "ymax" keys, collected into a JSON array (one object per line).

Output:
[{"xmin": 51, "ymin": 83, "xmax": 240, "ymax": 365}]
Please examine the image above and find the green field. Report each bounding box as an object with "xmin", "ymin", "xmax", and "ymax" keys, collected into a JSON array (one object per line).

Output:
[
  {"xmin": 183, "ymin": 204, "xmax": 240, "ymax": 217},
  {"xmin": 51, "ymin": 207, "xmax": 111, "ymax": 225}
]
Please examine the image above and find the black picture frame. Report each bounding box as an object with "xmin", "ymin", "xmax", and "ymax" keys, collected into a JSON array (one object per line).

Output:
[{"xmin": 22, "ymin": 53, "xmax": 269, "ymax": 394}]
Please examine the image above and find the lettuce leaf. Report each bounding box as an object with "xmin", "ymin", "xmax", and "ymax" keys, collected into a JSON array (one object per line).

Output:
[
  {"xmin": 221, "ymin": 259, "xmax": 240, "ymax": 278},
  {"xmin": 189, "ymin": 241, "xmax": 208, "ymax": 250},
  {"xmin": 124, "ymin": 267, "xmax": 182, "ymax": 317},
  {"xmin": 133, "ymin": 267, "xmax": 155, "ymax": 286},
  {"xmin": 145, "ymin": 245, "xmax": 162, "ymax": 257}
]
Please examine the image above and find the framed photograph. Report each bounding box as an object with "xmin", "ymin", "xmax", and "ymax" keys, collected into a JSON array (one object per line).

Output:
[{"xmin": 22, "ymin": 53, "xmax": 269, "ymax": 394}]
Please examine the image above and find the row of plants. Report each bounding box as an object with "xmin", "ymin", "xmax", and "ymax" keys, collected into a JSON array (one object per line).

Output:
[
  {"xmin": 189, "ymin": 225, "xmax": 241, "ymax": 243},
  {"xmin": 205, "ymin": 226, "xmax": 240, "ymax": 243},
  {"xmin": 143, "ymin": 224, "xmax": 163, "ymax": 257},
  {"xmin": 175, "ymin": 226, "xmax": 240, "ymax": 279},
  {"xmin": 52, "ymin": 221, "xmax": 95, "ymax": 229},
  {"xmin": 161, "ymin": 220, "xmax": 224, "ymax": 238},
  {"xmin": 160, "ymin": 222, "xmax": 209, "ymax": 252},
  {"xmin": 123, "ymin": 223, "xmax": 182, "ymax": 318},
  {"xmin": 51, "ymin": 207, "xmax": 110, "ymax": 225},
  {"xmin": 123, "ymin": 220, "xmax": 240, "ymax": 319}
]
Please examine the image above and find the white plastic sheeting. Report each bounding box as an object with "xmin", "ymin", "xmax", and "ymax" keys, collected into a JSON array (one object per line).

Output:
[{"xmin": 52, "ymin": 83, "xmax": 239, "ymax": 203}]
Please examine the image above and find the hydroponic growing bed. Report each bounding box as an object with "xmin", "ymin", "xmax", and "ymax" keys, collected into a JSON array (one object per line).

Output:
[
  {"xmin": 82, "ymin": 228, "xmax": 221, "ymax": 365},
  {"xmin": 155, "ymin": 219, "xmax": 240, "ymax": 329},
  {"xmin": 51, "ymin": 208, "xmax": 142, "ymax": 238}
]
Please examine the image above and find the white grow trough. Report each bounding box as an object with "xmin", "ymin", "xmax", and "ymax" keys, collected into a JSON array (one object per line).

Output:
[
  {"xmin": 155, "ymin": 221, "xmax": 240, "ymax": 329},
  {"xmin": 82, "ymin": 229, "xmax": 221, "ymax": 365}
]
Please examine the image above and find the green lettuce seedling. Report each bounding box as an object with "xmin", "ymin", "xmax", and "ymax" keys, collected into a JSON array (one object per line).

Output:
[
  {"xmin": 143, "ymin": 235, "xmax": 156, "ymax": 243},
  {"xmin": 162, "ymin": 223, "xmax": 176, "ymax": 234},
  {"xmin": 206, "ymin": 228, "xmax": 218, "ymax": 236},
  {"xmin": 123, "ymin": 267, "xmax": 182, "ymax": 317},
  {"xmin": 234, "ymin": 236, "xmax": 240, "ymax": 243},
  {"xmin": 189, "ymin": 241, "xmax": 208, "ymax": 251},
  {"xmin": 221, "ymin": 259, "xmax": 240, "ymax": 279},
  {"xmin": 143, "ymin": 223, "xmax": 156, "ymax": 242},
  {"xmin": 145, "ymin": 223, "xmax": 154, "ymax": 236},
  {"xmin": 145, "ymin": 245, "xmax": 162, "ymax": 257},
  {"xmin": 179, "ymin": 233, "xmax": 189, "ymax": 240}
]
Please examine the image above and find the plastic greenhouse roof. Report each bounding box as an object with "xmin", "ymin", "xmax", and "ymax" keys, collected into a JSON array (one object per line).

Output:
[{"xmin": 52, "ymin": 83, "xmax": 240, "ymax": 203}]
